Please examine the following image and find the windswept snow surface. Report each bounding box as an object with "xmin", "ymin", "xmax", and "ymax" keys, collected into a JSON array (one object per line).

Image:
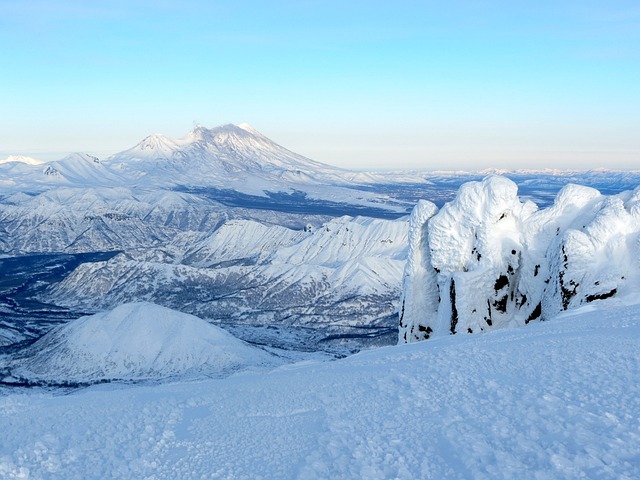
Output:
[
  {"xmin": 8, "ymin": 302, "xmax": 276, "ymax": 383},
  {"xmin": 1, "ymin": 303, "xmax": 638, "ymax": 479}
]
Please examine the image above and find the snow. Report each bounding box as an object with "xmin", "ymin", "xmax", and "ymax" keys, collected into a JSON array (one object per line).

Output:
[
  {"xmin": 8, "ymin": 302, "xmax": 277, "ymax": 383},
  {"xmin": 0, "ymin": 124, "xmax": 418, "ymax": 214},
  {"xmin": 103, "ymin": 123, "xmax": 403, "ymax": 210},
  {"xmin": 401, "ymin": 175, "xmax": 640, "ymax": 342},
  {"xmin": 39, "ymin": 215, "xmax": 408, "ymax": 334},
  {"xmin": 0, "ymin": 155, "xmax": 44, "ymax": 166},
  {"xmin": 1, "ymin": 302, "xmax": 638, "ymax": 479},
  {"xmin": 399, "ymin": 200, "xmax": 440, "ymax": 342}
]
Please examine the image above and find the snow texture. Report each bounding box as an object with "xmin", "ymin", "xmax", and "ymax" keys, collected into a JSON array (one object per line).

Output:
[
  {"xmin": 0, "ymin": 303, "xmax": 638, "ymax": 479},
  {"xmin": 9, "ymin": 302, "xmax": 276, "ymax": 383},
  {"xmin": 400, "ymin": 175, "xmax": 640, "ymax": 342}
]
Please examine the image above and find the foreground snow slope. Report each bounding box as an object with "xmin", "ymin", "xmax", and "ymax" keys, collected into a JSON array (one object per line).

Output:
[{"xmin": 1, "ymin": 303, "xmax": 638, "ymax": 479}]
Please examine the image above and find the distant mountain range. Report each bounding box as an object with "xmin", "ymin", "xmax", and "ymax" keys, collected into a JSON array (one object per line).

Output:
[
  {"xmin": 2, "ymin": 123, "xmax": 640, "ymax": 355},
  {"xmin": 0, "ymin": 124, "xmax": 420, "ymax": 215}
]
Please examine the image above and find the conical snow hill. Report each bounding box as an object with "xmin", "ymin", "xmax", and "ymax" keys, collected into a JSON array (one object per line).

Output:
[{"xmin": 10, "ymin": 302, "xmax": 276, "ymax": 384}]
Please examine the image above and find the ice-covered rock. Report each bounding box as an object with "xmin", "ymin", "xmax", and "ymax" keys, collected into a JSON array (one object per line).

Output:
[
  {"xmin": 400, "ymin": 176, "xmax": 640, "ymax": 343},
  {"xmin": 9, "ymin": 302, "xmax": 276, "ymax": 383},
  {"xmin": 398, "ymin": 200, "xmax": 439, "ymax": 342}
]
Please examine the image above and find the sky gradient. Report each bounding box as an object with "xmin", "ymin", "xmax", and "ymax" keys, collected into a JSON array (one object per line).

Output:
[{"xmin": 1, "ymin": 0, "xmax": 639, "ymax": 170}]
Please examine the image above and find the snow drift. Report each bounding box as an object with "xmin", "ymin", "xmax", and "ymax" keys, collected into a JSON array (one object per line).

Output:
[
  {"xmin": 1, "ymin": 302, "xmax": 639, "ymax": 479},
  {"xmin": 400, "ymin": 175, "xmax": 640, "ymax": 342},
  {"xmin": 9, "ymin": 302, "xmax": 276, "ymax": 383}
]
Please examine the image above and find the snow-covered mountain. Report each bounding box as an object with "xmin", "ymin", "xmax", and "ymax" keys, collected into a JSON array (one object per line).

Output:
[
  {"xmin": 3, "ymin": 124, "xmax": 640, "ymax": 357},
  {"xmin": 2, "ymin": 124, "xmax": 640, "ymax": 256},
  {"xmin": 0, "ymin": 123, "xmax": 419, "ymax": 257},
  {"xmin": 8, "ymin": 302, "xmax": 277, "ymax": 384},
  {"xmin": 0, "ymin": 124, "xmax": 412, "ymax": 216},
  {"xmin": 400, "ymin": 175, "xmax": 640, "ymax": 342},
  {"xmin": 109, "ymin": 123, "xmax": 350, "ymax": 184},
  {"xmin": 40, "ymin": 216, "xmax": 408, "ymax": 351}
]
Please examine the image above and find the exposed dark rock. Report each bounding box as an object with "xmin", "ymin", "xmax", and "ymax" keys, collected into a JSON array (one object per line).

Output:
[
  {"xmin": 450, "ymin": 279, "xmax": 458, "ymax": 334},
  {"xmin": 526, "ymin": 303, "xmax": 542, "ymax": 323},
  {"xmin": 494, "ymin": 275, "xmax": 509, "ymax": 291},
  {"xmin": 493, "ymin": 295, "xmax": 508, "ymax": 313},
  {"xmin": 559, "ymin": 270, "xmax": 578, "ymax": 310},
  {"xmin": 586, "ymin": 289, "xmax": 617, "ymax": 303}
]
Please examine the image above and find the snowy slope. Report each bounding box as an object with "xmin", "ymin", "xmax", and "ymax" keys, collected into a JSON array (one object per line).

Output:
[
  {"xmin": 1, "ymin": 302, "xmax": 638, "ymax": 479},
  {"xmin": 400, "ymin": 176, "xmax": 640, "ymax": 342},
  {"xmin": 8, "ymin": 302, "xmax": 276, "ymax": 383},
  {"xmin": 41, "ymin": 216, "xmax": 408, "ymax": 338},
  {"xmin": 105, "ymin": 123, "xmax": 411, "ymax": 211},
  {"xmin": 46, "ymin": 153, "xmax": 124, "ymax": 186},
  {"xmin": 0, "ymin": 124, "xmax": 415, "ymax": 254}
]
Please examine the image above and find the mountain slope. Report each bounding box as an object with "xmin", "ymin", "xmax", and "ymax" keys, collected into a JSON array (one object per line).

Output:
[
  {"xmin": 40, "ymin": 216, "xmax": 408, "ymax": 350},
  {"xmin": 1, "ymin": 302, "xmax": 638, "ymax": 478},
  {"xmin": 9, "ymin": 302, "xmax": 276, "ymax": 383},
  {"xmin": 0, "ymin": 123, "xmax": 414, "ymax": 217},
  {"xmin": 105, "ymin": 123, "xmax": 409, "ymax": 211}
]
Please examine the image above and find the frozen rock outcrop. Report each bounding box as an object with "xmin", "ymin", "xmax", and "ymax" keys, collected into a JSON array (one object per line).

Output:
[
  {"xmin": 398, "ymin": 200, "xmax": 439, "ymax": 342},
  {"xmin": 400, "ymin": 176, "xmax": 640, "ymax": 343}
]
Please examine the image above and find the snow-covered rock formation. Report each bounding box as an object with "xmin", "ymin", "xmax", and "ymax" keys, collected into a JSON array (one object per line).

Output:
[
  {"xmin": 9, "ymin": 302, "xmax": 276, "ymax": 383},
  {"xmin": 400, "ymin": 176, "xmax": 640, "ymax": 342}
]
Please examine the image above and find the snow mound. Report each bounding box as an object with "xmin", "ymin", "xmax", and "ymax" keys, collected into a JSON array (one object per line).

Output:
[
  {"xmin": 400, "ymin": 175, "xmax": 640, "ymax": 342},
  {"xmin": 10, "ymin": 302, "xmax": 276, "ymax": 383}
]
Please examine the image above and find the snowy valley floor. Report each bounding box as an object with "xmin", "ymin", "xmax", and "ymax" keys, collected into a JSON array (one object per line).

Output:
[{"xmin": 1, "ymin": 302, "xmax": 639, "ymax": 479}]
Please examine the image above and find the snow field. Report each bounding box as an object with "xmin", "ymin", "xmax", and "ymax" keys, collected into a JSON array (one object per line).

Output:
[{"xmin": 1, "ymin": 303, "xmax": 638, "ymax": 479}]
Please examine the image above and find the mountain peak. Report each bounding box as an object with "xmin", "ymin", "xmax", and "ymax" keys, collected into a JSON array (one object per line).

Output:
[
  {"xmin": 189, "ymin": 123, "xmax": 259, "ymax": 137},
  {"xmin": 237, "ymin": 123, "xmax": 260, "ymax": 134},
  {"xmin": 11, "ymin": 302, "xmax": 276, "ymax": 383},
  {"xmin": 135, "ymin": 133, "xmax": 177, "ymax": 152}
]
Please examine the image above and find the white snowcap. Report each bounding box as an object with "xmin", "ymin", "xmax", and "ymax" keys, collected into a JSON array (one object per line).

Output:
[{"xmin": 0, "ymin": 155, "xmax": 44, "ymax": 165}]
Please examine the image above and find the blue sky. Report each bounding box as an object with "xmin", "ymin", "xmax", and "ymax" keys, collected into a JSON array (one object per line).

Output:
[{"xmin": 1, "ymin": 0, "xmax": 639, "ymax": 170}]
